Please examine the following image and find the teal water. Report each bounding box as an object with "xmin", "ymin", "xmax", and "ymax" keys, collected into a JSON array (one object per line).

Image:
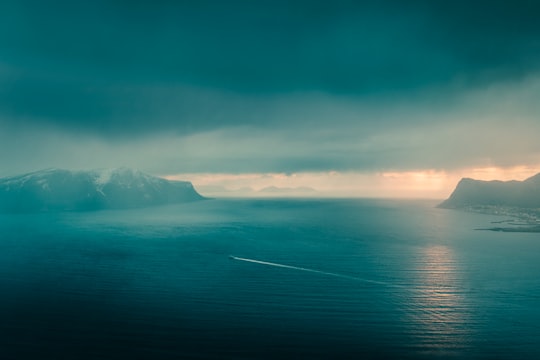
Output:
[{"xmin": 1, "ymin": 199, "xmax": 540, "ymax": 359}]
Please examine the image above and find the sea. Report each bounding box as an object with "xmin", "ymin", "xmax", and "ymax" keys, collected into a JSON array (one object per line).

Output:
[{"xmin": 1, "ymin": 198, "xmax": 539, "ymax": 359}]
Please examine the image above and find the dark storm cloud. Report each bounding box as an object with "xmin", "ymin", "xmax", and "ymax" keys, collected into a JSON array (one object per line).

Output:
[
  {"xmin": 1, "ymin": 0, "xmax": 540, "ymax": 177},
  {"xmin": 1, "ymin": 0, "xmax": 540, "ymax": 135}
]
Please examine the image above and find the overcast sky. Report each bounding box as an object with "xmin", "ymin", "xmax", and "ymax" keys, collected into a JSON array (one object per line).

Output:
[{"xmin": 1, "ymin": 1, "xmax": 540, "ymax": 196}]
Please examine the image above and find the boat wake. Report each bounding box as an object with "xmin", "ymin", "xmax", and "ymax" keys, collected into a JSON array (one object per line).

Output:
[{"xmin": 229, "ymin": 255, "xmax": 403, "ymax": 288}]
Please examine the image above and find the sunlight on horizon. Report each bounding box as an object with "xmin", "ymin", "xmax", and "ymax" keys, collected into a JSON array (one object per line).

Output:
[{"xmin": 165, "ymin": 165, "xmax": 540, "ymax": 199}]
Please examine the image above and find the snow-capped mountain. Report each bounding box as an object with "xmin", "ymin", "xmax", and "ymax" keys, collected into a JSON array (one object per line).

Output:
[{"xmin": 0, "ymin": 168, "xmax": 203, "ymax": 212}]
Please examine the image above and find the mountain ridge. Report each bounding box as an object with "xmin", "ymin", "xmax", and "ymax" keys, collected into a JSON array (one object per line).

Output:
[
  {"xmin": 438, "ymin": 173, "xmax": 540, "ymax": 209},
  {"xmin": 0, "ymin": 168, "xmax": 203, "ymax": 212}
]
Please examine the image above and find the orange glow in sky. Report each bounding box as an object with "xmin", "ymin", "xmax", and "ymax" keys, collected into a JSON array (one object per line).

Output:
[{"xmin": 165, "ymin": 166, "xmax": 540, "ymax": 199}]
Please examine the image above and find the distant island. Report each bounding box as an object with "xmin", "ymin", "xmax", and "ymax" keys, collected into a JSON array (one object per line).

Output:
[
  {"xmin": 0, "ymin": 168, "xmax": 203, "ymax": 212},
  {"xmin": 195, "ymin": 185, "xmax": 317, "ymax": 198},
  {"xmin": 439, "ymin": 173, "xmax": 540, "ymax": 232},
  {"xmin": 258, "ymin": 186, "xmax": 317, "ymax": 195}
]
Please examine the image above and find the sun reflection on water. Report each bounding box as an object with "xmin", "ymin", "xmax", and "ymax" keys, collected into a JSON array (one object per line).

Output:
[{"xmin": 406, "ymin": 245, "xmax": 472, "ymax": 355}]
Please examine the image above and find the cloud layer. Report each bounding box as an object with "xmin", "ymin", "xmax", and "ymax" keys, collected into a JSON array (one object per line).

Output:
[{"xmin": 1, "ymin": 0, "xmax": 539, "ymax": 181}]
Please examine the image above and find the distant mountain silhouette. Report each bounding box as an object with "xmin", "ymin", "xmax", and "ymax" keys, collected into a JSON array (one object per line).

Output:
[
  {"xmin": 439, "ymin": 173, "xmax": 540, "ymax": 209},
  {"xmin": 258, "ymin": 186, "xmax": 317, "ymax": 194},
  {"xmin": 0, "ymin": 168, "xmax": 203, "ymax": 212}
]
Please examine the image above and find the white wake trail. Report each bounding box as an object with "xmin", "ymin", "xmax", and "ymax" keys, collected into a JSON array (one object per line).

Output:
[{"xmin": 230, "ymin": 256, "xmax": 403, "ymax": 288}]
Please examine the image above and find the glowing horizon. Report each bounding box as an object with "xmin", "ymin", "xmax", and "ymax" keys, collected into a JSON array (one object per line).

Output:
[{"xmin": 165, "ymin": 165, "xmax": 540, "ymax": 199}]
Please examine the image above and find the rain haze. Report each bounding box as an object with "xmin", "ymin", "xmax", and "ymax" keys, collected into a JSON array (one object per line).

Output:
[{"xmin": 1, "ymin": 0, "xmax": 540, "ymax": 197}]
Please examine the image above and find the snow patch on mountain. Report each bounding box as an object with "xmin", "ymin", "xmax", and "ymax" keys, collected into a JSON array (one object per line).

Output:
[{"xmin": 94, "ymin": 168, "xmax": 114, "ymax": 186}]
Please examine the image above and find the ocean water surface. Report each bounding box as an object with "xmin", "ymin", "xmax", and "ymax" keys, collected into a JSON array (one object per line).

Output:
[{"xmin": 1, "ymin": 199, "xmax": 540, "ymax": 359}]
